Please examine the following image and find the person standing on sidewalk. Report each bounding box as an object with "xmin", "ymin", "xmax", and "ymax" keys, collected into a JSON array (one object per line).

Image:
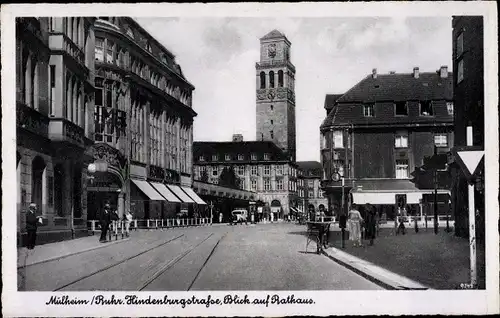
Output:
[
  {"xmin": 124, "ymin": 210, "xmax": 133, "ymax": 237},
  {"xmin": 99, "ymin": 203, "xmax": 112, "ymax": 242},
  {"xmin": 25, "ymin": 203, "xmax": 42, "ymax": 250},
  {"xmin": 348, "ymin": 204, "xmax": 363, "ymax": 247},
  {"xmin": 364, "ymin": 203, "xmax": 377, "ymax": 246}
]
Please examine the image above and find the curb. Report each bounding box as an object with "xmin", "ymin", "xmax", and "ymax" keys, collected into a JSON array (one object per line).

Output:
[
  {"xmin": 323, "ymin": 247, "xmax": 431, "ymax": 291},
  {"xmin": 18, "ymin": 237, "xmax": 131, "ymax": 269}
]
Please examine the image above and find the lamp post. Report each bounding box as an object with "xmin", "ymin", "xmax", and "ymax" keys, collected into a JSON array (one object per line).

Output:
[{"xmin": 209, "ymin": 200, "xmax": 214, "ymax": 225}]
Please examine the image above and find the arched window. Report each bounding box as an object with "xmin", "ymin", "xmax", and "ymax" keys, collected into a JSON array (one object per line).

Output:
[
  {"xmin": 269, "ymin": 71, "xmax": 275, "ymax": 88},
  {"xmin": 54, "ymin": 164, "xmax": 64, "ymax": 217},
  {"xmin": 278, "ymin": 70, "xmax": 284, "ymax": 87},
  {"xmin": 260, "ymin": 71, "xmax": 266, "ymax": 89},
  {"xmin": 31, "ymin": 156, "xmax": 46, "ymax": 214}
]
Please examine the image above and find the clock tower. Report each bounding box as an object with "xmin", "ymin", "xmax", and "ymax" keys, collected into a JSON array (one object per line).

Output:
[{"xmin": 256, "ymin": 29, "xmax": 296, "ymax": 161}]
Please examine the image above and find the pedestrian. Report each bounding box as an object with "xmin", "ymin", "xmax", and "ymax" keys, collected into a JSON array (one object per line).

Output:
[
  {"xmin": 364, "ymin": 203, "xmax": 377, "ymax": 246},
  {"xmin": 348, "ymin": 204, "xmax": 363, "ymax": 247},
  {"xmin": 396, "ymin": 206, "xmax": 406, "ymax": 235},
  {"xmin": 99, "ymin": 203, "xmax": 112, "ymax": 242},
  {"xmin": 25, "ymin": 203, "xmax": 42, "ymax": 250},
  {"xmin": 124, "ymin": 210, "xmax": 133, "ymax": 237}
]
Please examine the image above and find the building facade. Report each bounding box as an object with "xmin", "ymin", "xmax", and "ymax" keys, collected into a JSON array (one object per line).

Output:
[
  {"xmin": 255, "ymin": 30, "xmax": 296, "ymax": 162},
  {"xmin": 449, "ymin": 16, "xmax": 484, "ymax": 238},
  {"xmin": 86, "ymin": 17, "xmax": 197, "ymax": 222},
  {"xmin": 296, "ymin": 161, "xmax": 328, "ymax": 214},
  {"xmin": 16, "ymin": 17, "xmax": 96, "ymax": 244},
  {"xmin": 193, "ymin": 138, "xmax": 298, "ymax": 220},
  {"xmin": 320, "ymin": 67, "xmax": 454, "ymax": 220}
]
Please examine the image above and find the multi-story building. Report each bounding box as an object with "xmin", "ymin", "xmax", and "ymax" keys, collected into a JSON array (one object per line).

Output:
[
  {"xmin": 86, "ymin": 17, "xmax": 200, "ymax": 222},
  {"xmin": 193, "ymin": 137, "xmax": 299, "ymax": 221},
  {"xmin": 16, "ymin": 17, "xmax": 96, "ymax": 244},
  {"xmin": 296, "ymin": 161, "xmax": 328, "ymax": 213},
  {"xmin": 449, "ymin": 16, "xmax": 484, "ymax": 238},
  {"xmin": 320, "ymin": 67, "xmax": 454, "ymax": 220}
]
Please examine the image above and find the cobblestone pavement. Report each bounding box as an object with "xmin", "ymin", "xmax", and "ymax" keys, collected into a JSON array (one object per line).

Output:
[{"xmin": 18, "ymin": 223, "xmax": 382, "ymax": 291}]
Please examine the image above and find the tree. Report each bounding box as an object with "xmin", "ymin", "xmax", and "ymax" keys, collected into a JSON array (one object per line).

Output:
[
  {"xmin": 218, "ymin": 166, "xmax": 241, "ymax": 189},
  {"xmin": 200, "ymin": 169, "xmax": 209, "ymax": 183}
]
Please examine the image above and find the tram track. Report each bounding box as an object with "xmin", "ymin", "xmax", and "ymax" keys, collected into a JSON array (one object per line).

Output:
[{"xmin": 53, "ymin": 234, "xmax": 184, "ymax": 291}]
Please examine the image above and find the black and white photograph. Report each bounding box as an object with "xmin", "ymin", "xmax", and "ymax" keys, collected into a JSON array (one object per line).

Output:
[{"xmin": 1, "ymin": 2, "xmax": 498, "ymax": 317}]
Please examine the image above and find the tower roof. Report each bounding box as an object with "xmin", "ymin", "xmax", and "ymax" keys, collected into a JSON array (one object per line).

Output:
[{"xmin": 261, "ymin": 29, "xmax": 286, "ymax": 40}]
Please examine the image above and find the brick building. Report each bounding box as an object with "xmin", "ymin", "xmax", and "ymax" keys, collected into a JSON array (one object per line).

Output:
[
  {"xmin": 320, "ymin": 67, "xmax": 454, "ymax": 220},
  {"xmin": 16, "ymin": 17, "xmax": 96, "ymax": 244},
  {"xmin": 449, "ymin": 16, "xmax": 484, "ymax": 238},
  {"xmin": 86, "ymin": 17, "xmax": 202, "ymax": 222},
  {"xmin": 296, "ymin": 161, "xmax": 328, "ymax": 214}
]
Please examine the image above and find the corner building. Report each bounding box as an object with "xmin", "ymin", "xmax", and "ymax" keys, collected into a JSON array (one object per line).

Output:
[
  {"xmin": 87, "ymin": 17, "xmax": 198, "ymax": 222},
  {"xmin": 16, "ymin": 17, "xmax": 96, "ymax": 244}
]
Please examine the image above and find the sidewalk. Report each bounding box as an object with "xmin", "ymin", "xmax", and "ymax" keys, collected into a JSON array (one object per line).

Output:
[{"xmin": 326, "ymin": 227, "xmax": 486, "ymax": 290}]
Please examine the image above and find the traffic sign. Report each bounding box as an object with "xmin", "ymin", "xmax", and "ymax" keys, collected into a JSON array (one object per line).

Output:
[{"xmin": 452, "ymin": 147, "xmax": 484, "ymax": 182}]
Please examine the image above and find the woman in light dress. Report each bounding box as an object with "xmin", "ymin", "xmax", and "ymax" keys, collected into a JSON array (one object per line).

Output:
[
  {"xmin": 124, "ymin": 210, "xmax": 133, "ymax": 237},
  {"xmin": 348, "ymin": 204, "xmax": 364, "ymax": 247}
]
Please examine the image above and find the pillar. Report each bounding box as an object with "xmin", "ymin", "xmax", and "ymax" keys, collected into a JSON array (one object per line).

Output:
[{"xmin": 118, "ymin": 191, "xmax": 125, "ymax": 219}]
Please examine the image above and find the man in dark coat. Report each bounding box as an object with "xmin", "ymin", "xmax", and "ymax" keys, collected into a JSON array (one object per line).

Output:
[
  {"xmin": 99, "ymin": 203, "xmax": 112, "ymax": 242},
  {"xmin": 25, "ymin": 203, "xmax": 41, "ymax": 249},
  {"xmin": 364, "ymin": 203, "xmax": 377, "ymax": 246}
]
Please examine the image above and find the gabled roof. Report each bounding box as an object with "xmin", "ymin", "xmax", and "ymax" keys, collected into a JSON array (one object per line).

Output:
[
  {"xmin": 261, "ymin": 29, "xmax": 286, "ymax": 40},
  {"xmin": 193, "ymin": 141, "xmax": 290, "ymax": 163}
]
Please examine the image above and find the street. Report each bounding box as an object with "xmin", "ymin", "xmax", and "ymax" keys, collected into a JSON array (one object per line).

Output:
[{"xmin": 20, "ymin": 223, "xmax": 381, "ymax": 291}]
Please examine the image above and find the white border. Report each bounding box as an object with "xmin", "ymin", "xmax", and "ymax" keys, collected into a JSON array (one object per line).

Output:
[{"xmin": 2, "ymin": 2, "xmax": 498, "ymax": 317}]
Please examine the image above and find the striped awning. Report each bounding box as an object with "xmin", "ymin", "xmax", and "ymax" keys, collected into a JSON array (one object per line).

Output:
[
  {"xmin": 181, "ymin": 187, "xmax": 207, "ymax": 205},
  {"xmin": 166, "ymin": 185, "xmax": 195, "ymax": 203},
  {"xmin": 150, "ymin": 182, "xmax": 181, "ymax": 203},
  {"xmin": 131, "ymin": 179, "xmax": 165, "ymax": 201}
]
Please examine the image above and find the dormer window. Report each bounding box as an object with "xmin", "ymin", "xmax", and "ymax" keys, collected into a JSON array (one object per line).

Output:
[
  {"xmin": 264, "ymin": 153, "xmax": 270, "ymax": 160},
  {"xmin": 212, "ymin": 154, "xmax": 218, "ymax": 161},
  {"xmin": 395, "ymin": 101, "xmax": 408, "ymax": 116},
  {"xmin": 420, "ymin": 101, "xmax": 434, "ymax": 116},
  {"xmin": 199, "ymin": 155, "xmax": 205, "ymax": 162},
  {"xmin": 238, "ymin": 154, "xmax": 244, "ymax": 160},
  {"xmin": 225, "ymin": 154, "xmax": 231, "ymax": 161},
  {"xmin": 251, "ymin": 153, "xmax": 257, "ymax": 161},
  {"xmin": 363, "ymin": 104, "xmax": 374, "ymax": 117}
]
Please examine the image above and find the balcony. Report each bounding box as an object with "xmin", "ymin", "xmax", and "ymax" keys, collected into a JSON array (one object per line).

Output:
[
  {"xmin": 16, "ymin": 101, "xmax": 49, "ymax": 137},
  {"xmin": 49, "ymin": 34, "xmax": 86, "ymax": 73},
  {"xmin": 48, "ymin": 118, "xmax": 86, "ymax": 148}
]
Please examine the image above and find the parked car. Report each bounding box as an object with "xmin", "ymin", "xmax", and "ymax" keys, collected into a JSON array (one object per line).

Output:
[{"xmin": 231, "ymin": 209, "xmax": 248, "ymax": 225}]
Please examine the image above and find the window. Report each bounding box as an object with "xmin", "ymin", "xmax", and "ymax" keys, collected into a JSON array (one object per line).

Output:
[
  {"xmin": 276, "ymin": 179, "xmax": 284, "ymax": 190},
  {"xmin": 270, "ymin": 105, "xmax": 273, "ymax": 111},
  {"xmin": 212, "ymin": 154, "xmax": 218, "ymax": 161},
  {"xmin": 308, "ymin": 191, "xmax": 314, "ymax": 198},
  {"xmin": 251, "ymin": 153, "xmax": 257, "ymax": 160},
  {"xmin": 251, "ymin": 179, "xmax": 257, "ymax": 191},
  {"xmin": 264, "ymin": 165, "xmax": 270, "ymax": 175},
  {"xmin": 321, "ymin": 133, "xmax": 327, "ymax": 149},
  {"xmin": 395, "ymin": 160, "xmax": 409, "ymax": 179},
  {"xmin": 278, "ymin": 70, "xmax": 284, "ymax": 87},
  {"xmin": 334, "ymin": 160, "xmax": 344, "ymax": 177},
  {"xmin": 395, "ymin": 101, "xmax": 408, "ymax": 116},
  {"xmin": 212, "ymin": 166, "xmax": 218, "ymax": 176},
  {"xmin": 95, "ymin": 38, "xmax": 104, "ymax": 61},
  {"xmin": 276, "ymin": 165, "xmax": 283, "ymax": 175},
  {"xmin": 237, "ymin": 166, "xmax": 245, "ymax": 176},
  {"xmin": 395, "ymin": 133, "xmax": 408, "ymax": 148},
  {"xmin": 364, "ymin": 104, "xmax": 374, "ymax": 117},
  {"xmin": 456, "ymin": 32, "xmax": 464, "ymax": 57},
  {"xmin": 264, "ymin": 153, "xmax": 270, "ymax": 160},
  {"xmin": 264, "ymin": 178, "xmax": 271, "ymax": 191},
  {"xmin": 333, "ymin": 130, "xmax": 343, "ymax": 148},
  {"xmin": 251, "ymin": 166, "xmax": 258, "ymax": 175},
  {"xmin": 199, "ymin": 155, "xmax": 205, "ymax": 162},
  {"xmin": 420, "ymin": 101, "xmax": 433, "ymax": 116},
  {"xmin": 447, "ymin": 102, "xmax": 454, "ymax": 115},
  {"xmin": 225, "ymin": 154, "xmax": 231, "ymax": 161},
  {"xmin": 270, "ymin": 131, "xmax": 274, "ymax": 139},
  {"xmin": 106, "ymin": 40, "xmax": 114, "ymax": 64},
  {"xmin": 434, "ymin": 134, "xmax": 448, "ymax": 147},
  {"xmin": 269, "ymin": 71, "xmax": 275, "ymax": 88},
  {"xmin": 260, "ymin": 71, "xmax": 266, "ymax": 89},
  {"xmin": 457, "ymin": 59, "xmax": 464, "ymax": 83}
]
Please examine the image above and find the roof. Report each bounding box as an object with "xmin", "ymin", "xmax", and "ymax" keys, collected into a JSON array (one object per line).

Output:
[
  {"xmin": 321, "ymin": 70, "xmax": 454, "ymax": 128},
  {"xmin": 193, "ymin": 141, "xmax": 290, "ymax": 163},
  {"xmin": 324, "ymin": 94, "xmax": 344, "ymax": 111},
  {"xmin": 261, "ymin": 29, "xmax": 287, "ymax": 41},
  {"xmin": 297, "ymin": 161, "xmax": 323, "ymax": 178}
]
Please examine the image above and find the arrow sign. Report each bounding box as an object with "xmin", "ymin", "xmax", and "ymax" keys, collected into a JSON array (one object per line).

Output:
[{"xmin": 455, "ymin": 150, "xmax": 484, "ymax": 181}]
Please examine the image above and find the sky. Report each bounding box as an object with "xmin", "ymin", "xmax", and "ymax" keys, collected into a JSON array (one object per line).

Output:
[{"xmin": 135, "ymin": 17, "xmax": 452, "ymax": 162}]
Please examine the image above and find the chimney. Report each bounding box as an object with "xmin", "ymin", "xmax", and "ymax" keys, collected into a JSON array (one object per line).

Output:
[
  {"xmin": 440, "ymin": 66, "xmax": 448, "ymax": 78},
  {"xmin": 232, "ymin": 134, "xmax": 243, "ymax": 142},
  {"xmin": 413, "ymin": 67, "xmax": 420, "ymax": 79},
  {"xmin": 389, "ymin": 71, "xmax": 396, "ymax": 75},
  {"xmin": 372, "ymin": 68, "xmax": 377, "ymax": 79}
]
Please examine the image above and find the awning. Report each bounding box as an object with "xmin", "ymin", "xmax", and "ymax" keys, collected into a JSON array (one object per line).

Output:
[
  {"xmin": 181, "ymin": 187, "xmax": 207, "ymax": 205},
  {"xmin": 131, "ymin": 179, "xmax": 165, "ymax": 201},
  {"xmin": 352, "ymin": 190, "xmax": 451, "ymax": 205},
  {"xmin": 150, "ymin": 182, "xmax": 181, "ymax": 203},
  {"xmin": 166, "ymin": 185, "xmax": 195, "ymax": 203}
]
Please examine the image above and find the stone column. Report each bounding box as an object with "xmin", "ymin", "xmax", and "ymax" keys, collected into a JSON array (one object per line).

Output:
[{"xmin": 118, "ymin": 191, "xmax": 125, "ymax": 219}]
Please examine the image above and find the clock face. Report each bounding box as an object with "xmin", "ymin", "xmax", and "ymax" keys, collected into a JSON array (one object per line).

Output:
[{"xmin": 267, "ymin": 44, "xmax": 277, "ymax": 58}]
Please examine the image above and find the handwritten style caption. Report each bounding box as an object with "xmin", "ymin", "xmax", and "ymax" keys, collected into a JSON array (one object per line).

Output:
[{"xmin": 46, "ymin": 294, "xmax": 315, "ymax": 308}]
